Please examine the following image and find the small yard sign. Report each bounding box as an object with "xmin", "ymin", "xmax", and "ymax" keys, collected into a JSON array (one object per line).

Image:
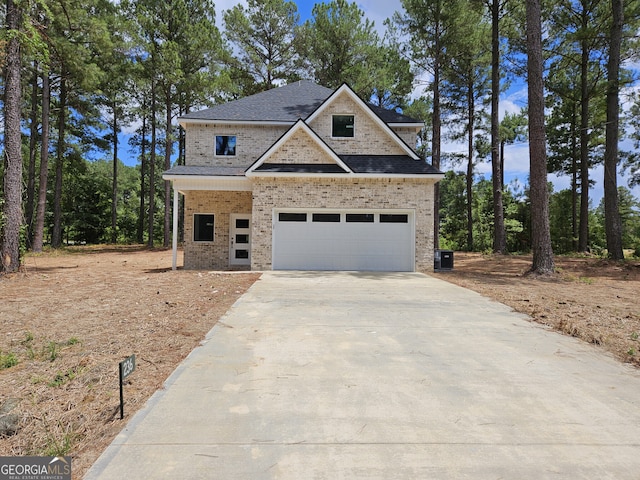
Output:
[{"xmin": 119, "ymin": 354, "xmax": 136, "ymax": 419}]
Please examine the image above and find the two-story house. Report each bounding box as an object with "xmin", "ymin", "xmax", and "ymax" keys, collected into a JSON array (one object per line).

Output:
[{"xmin": 163, "ymin": 81, "xmax": 443, "ymax": 272}]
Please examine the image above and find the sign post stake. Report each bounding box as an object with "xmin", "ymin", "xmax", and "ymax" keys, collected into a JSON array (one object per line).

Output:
[
  {"xmin": 119, "ymin": 354, "xmax": 136, "ymax": 420},
  {"xmin": 119, "ymin": 361, "xmax": 125, "ymax": 420}
]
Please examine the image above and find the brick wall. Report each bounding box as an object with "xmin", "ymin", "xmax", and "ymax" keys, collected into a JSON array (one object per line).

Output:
[
  {"xmin": 183, "ymin": 190, "xmax": 252, "ymax": 270},
  {"xmin": 392, "ymin": 126, "xmax": 421, "ymax": 151},
  {"xmin": 266, "ymin": 128, "xmax": 334, "ymax": 164},
  {"xmin": 308, "ymin": 91, "xmax": 411, "ymax": 156},
  {"xmin": 184, "ymin": 104, "xmax": 421, "ymax": 168},
  {"xmin": 250, "ymin": 177, "xmax": 436, "ymax": 271},
  {"xmin": 185, "ymin": 123, "xmax": 288, "ymax": 168}
]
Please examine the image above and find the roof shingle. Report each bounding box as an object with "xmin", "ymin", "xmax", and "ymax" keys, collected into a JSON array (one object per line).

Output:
[
  {"xmin": 181, "ymin": 81, "xmax": 333, "ymax": 123},
  {"xmin": 253, "ymin": 163, "xmax": 349, "ymax": 174},
  {"xmin": 340, "ymin": 155, "xmax": 441, "ymax": 175},
  {"xmin": 180, "ymin": 81, "xmax": 421, "ymax": 124}
]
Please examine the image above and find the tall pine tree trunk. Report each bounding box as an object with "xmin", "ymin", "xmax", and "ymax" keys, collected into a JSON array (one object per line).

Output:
[
  {"xmin": 52, "ymin": 76, "xmax": 67, "ymax": 248},
  {"xmin": 466, "ymin": 77, "xmax": 474, "ymax": 251},
  {"xmin": 148, "ymin": 80, "xmax": 156, "ymax": 248},
  {"xmin": 26, "ymin": 62, "xmax": 39, "ymax": 246},
  {"xmin": 164, "ymin": 97, "xmax": 172, "ymax": 248},
  {"xmin": 571, "ymin": 106, "xmax": 578, "ymax": 251},
  {"xmin": 1, "ymin": 0, "xmax": 23, "ymax": 273},
  {"xmin": 490, "ymin": 0, "xmax": 506, "ymax": 254},
  {"xmin": 111, "ymin": 100, "xmax": 118, "ymax": 244},
  {"xmin": 526, "ymin": 0, "xmax": 554, "ymax": 275},
  {"xmin": 138, "ymin": 113, "xmax": 147, "ymax": 244},
  {"xmin": 578, "ymin": 33, "xmax": 590, "ymax": 252},
  {"xmin": 604, "ymin": 0, "xmax": 624, "ymax": 260},
  {"xmin": 33, "ymin": 73, "xmax": 50, "ymax": 252},
  {"xmin": 432, "ymin": 1, "xmax": 442, "ymax": 252}
]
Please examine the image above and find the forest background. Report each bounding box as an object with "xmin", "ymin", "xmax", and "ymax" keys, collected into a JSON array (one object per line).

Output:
[{"xmin": 1, "ymin": 0, "xmax": 640, "ymax": 263}]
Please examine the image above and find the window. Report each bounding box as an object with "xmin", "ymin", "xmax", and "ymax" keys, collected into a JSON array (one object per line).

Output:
[
  {"xmin": 380, "ymin": 214, "xmax": 408, "ymax": 223},
  {"xmin": 312, "ymin": 213, "xmax": 340, "ymax": 222},
  {"xmin": 235, "ymin": 218, "xmax": 250, "ymax": 229},
  {"xmin": 194, "ymin": 214, "xmax": 214, "ymax": 241},
  {"xmin": 346, "ymin": 213, "xmax": 374, "ymax": 223},
  {"xmin": 332, "ymin": 115, "xmax": 354, "ymax": 137},
  {"xmin": 215, "ymin": 135, "xmax": 236, "ymax": 156},
  {"xmin": 279, "ymin": 212, "xmax": 307, "ymax": 222}
]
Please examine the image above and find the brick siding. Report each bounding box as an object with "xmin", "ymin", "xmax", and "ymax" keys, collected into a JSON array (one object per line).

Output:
[
  {"xmin": 266, "ymin": 128, "xmax": 334, "ymax": 164},
  {"xmin": 250, "ymin": 177, "xmax": 436, "ymax": 271},
  {"xmin": 185, "ymin": 124, "xmax": 288, "ymax": 168},
  {"xmin": 183, "ymin": 190, "xmax": 252, "ymax": 270},
  {"xmin": 308, "ymin": 91, "xmax": 411, "ymax": 156}
]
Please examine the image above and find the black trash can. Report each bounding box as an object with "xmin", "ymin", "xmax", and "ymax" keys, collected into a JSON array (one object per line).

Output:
[{"xmin": 434, "ymin": 250, "xmax": 454, "ymax": 271}]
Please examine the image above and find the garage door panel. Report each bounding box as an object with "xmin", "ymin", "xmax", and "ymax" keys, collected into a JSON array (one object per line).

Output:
[{"xmin": 273, "ymin": 210, "xmax": 414, "ymax": 271}]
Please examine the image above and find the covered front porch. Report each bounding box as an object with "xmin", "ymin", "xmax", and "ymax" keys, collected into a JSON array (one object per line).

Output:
[{"xmin": 163, "ymin": 167, "xmax": 252, "ymax": 271}]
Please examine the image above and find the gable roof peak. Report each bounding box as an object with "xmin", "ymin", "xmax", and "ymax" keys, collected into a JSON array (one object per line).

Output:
[
  {"xmin": 246, "ymin": 119, "xmax": 353, "ymax": 176},
  {"xmin": 179, "ymin": 80, "xmax": 422, "ymax": 126}
]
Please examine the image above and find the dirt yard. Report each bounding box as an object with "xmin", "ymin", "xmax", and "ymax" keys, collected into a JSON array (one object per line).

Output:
[
  {"xmin": 1, "ymin": 248, "xmax": 639, "ymax": 479},
  {"xmin": 0, "ymin": 246, "xmax": 259, "ymax": 478},
  {"xmin": 439, "ymin": 252, "xmax": 640, "ymax": 368}
]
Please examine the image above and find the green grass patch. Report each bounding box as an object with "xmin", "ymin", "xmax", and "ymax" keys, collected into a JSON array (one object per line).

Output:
[
  {"xmin": 0, "ymin": 351, "xmax": 19, "ymax": 370},
  {"xmin": 48, "ymin": 367, "xmax": 82, "ymax": 388}
]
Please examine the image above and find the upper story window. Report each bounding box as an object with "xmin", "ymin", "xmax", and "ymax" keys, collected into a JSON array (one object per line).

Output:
[
  {"xmin": 216, "ymin": 135, "xmax": 236, "ymax": 156},
  {"xmin": 332, "ymin": 115, "xmax": 354, "ymax": 138}
]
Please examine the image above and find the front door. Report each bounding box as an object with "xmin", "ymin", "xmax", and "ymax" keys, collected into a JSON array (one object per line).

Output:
[{"xmin": 229, "ymin": 214, "xmax": 251, "ymax": 266}]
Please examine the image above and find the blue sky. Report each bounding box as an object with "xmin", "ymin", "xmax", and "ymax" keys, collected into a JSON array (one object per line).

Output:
[{"xmin": 119, "ymin": 0, "xmax": 639, "ymax": 206}]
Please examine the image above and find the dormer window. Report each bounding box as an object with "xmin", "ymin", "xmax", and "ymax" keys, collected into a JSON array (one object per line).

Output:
[
  {"xmin": 332, "ymin": 115, "xmax": 354, "ymax": 138},
  {"xmin": 216, "ymin": 135, "xmax": 236, "ymax": 156}
]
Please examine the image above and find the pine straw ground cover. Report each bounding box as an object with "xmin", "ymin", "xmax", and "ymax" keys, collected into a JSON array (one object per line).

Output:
[
  {"xmin": 439, "ymin": 252, "xmax": 640, "ymax": 368},
  {"xmin": 2, "ymin": 248, "xmax": 640, "ymax": 479},
  {"xmin": 0, "ymin": 246, "xmax": 259, "ymax": 479}
]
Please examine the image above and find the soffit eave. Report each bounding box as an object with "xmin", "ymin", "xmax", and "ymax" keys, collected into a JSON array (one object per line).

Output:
[
  {"xmin": 246, "ymin": 172, "xmax": 444, "ymax": 181},
  {"xmin": 163, "ymin": 174, "xmax": 252, "ymax": 193},
  {"xmin": 178, "ymin": 118, "xmax": 294, "ymax": 128}
]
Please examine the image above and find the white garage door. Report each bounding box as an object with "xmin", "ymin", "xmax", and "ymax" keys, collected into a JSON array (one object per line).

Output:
[{"xmin": 272, "ymin": 210, "xmax": 414, "ymax": 271}]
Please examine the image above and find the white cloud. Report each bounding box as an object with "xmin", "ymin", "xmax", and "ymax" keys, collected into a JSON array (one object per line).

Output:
[
  {"xmin": 357, "ymin": 0, "xmax": 402, "ymax": 34},
  {"xmin": 214, "ymin": 0, "xmax": 247, "ymax": 27},
  {"xmin": 502, "ymin": 143, "xmax": 530, "ymax": 174},
  {"xmin": 120, "ymin": 119, "xmax": 142, "ymax": 136},
  {"xmin": 500, "ymin": 86, "xmax": 528, "ymax": 119}
]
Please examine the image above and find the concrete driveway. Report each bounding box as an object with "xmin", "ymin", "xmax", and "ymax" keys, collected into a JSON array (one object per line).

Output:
[{"xmin": 85, "ymin": 271, "xmax": 640, "ymax": 479}]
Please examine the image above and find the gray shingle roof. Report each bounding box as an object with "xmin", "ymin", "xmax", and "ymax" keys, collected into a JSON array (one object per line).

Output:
[
  {"xmin": 180, "ymin": 81, "xmax": 421, "ymax": 124},
  {"xmin": 253, "ymin": 163, "xmax": 349, "ymax": 174},
  {"xmin": 340, "ymin": 155, "xmax": 442, "ymax": 175},
  {"xmin": 164, "ymin": 155, "xmax": 442, "ymax": 177},
  {"xmin": 250, "ymin": 156, "xmax": 442, "ymax": 175},
  {"xmin": 368, "ymin": 104, "xmax": 420, "ymax": 124},
  {"xmin": 181, "ymin": 81, "xmax": 334, "ymax": 122}
]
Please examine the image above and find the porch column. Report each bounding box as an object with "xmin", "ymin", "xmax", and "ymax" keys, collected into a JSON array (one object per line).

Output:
[{"xmin": 172, "ymin": 186, "xmax": 179, "ymax": 271}]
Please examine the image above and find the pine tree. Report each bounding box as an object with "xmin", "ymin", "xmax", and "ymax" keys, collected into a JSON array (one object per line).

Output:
[
  {"xmin": 224, "ymin": 0, "xmax": 300, "ymax": 93},
  {"xmin": 526, "ymin": 0, "xmax": 555, "ymax": 274},
  {"xmin": 603, "ymin": 0, "xmax": 625, "ymax": 259},
  {"xmin": 1, "ymin": 0, "xmax": 23, "ymax": 272}
]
